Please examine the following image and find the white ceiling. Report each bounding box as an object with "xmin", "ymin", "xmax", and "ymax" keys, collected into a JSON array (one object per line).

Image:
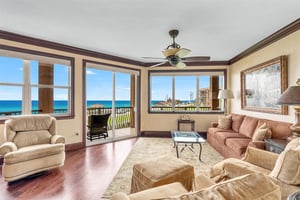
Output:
[{"xmin": 0, "ymin": 0, "xmax": 299, "ymax": 63}]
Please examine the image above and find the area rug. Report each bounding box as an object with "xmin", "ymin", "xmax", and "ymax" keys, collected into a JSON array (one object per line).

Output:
[{"xmin": 101, "ymin": 137, "xmax": 224, "ymax": 199}]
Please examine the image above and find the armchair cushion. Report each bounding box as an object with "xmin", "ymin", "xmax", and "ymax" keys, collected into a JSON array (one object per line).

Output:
[
  {"xmin": 4, "ymin": 143, "xmax": 65, "ymax": 164},
  {"xmin": 242, "ymin": 147, "xmax": 278, "ymax": 171},
  {"xmin": 270, "ymin": 138, "xmax": 300, "ymax": 185},
  {"xmin": 186, "ymin": 173, "xmax": 280, "ymax": 200},
  {"xmin": 14, "ymin": 130, "xmax": 52, "ymax": 148},
  {"xmin": 0, "ymin": 142, "xmax": 18, "ymax": 156}
]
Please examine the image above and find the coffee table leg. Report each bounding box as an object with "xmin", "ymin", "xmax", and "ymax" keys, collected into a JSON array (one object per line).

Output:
[
  {"xmin": 198, "ymin": 143, "xmax": 203, "ymax": 162},
  {"xmin": 175, "ymin": 143, "xmax": 179, "ymax": 158}
]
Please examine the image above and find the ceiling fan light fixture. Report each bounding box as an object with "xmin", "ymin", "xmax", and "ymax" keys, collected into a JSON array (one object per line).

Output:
[{"xmin": 167, "ymin": 55, "xmax": 180, "ymax": 66}]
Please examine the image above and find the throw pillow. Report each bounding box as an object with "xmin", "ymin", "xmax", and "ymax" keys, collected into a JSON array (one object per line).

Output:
[
  {"xmin": 217, "ymin": 115, "xmax": 232, "ymax": 130},
  {"xmin": 269, "ymin": 138, "xmax": 300, "ymax": 185},
  {"xmin": 252, "ymin": 123, "xmax": 272, "ymax": 141}
]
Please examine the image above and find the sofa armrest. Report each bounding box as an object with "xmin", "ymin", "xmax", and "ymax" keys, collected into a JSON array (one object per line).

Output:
[
  {"xmin": 248, "ymin": 141, "xmax": 265, "ymax": 150},
  {"xmin": 51, "ymin": 135, "xmax": 65, "ymax": 144},
  {"xmin": 242, "ymin": 147, "xmax": 278, "ymax": 171},
  {"xmin": 110, "ymin": 192, "xmax": 130, "ymax": 200},
  {"xmin": 211, "ymin": 122, "xmax": 218, "ymax": 128},
  {"xmin": 0, "ymin": 142, "xmax": 18, "ymax": 156}
]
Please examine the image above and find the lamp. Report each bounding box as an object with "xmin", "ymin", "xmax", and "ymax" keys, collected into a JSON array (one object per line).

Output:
[
  {"xmin": 277, "ymin": 79, "xmax": 300, "ymax": 138},
  {"xmin": 218, "ymin": 89, "xmax": 234, "ymax": 115}
]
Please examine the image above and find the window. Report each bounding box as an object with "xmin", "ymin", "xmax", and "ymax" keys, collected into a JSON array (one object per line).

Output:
[
  {"xmin": 0, "ymin": 47, "xmax": 74, "ymax": 119},
  {"xmin": 149, "ymin": 70, "xmax": 226, "ymax": 113}
]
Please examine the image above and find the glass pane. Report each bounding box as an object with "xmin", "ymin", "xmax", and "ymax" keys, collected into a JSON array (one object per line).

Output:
[
  {"xmin": 151, "ymin": 76, "xmax": 172, "ymax": 111},
  {"xmin": 0, "ymin": 56, "xmax": 23, "ymax": 84},
  {"xmin": 175, "ymin": 76, "xmax": 197, "ymax": 112},
  {"xmin": 115, "ymin": 72, "xmax": 131, "ymax": 129},
  {"xmin": 86, "ymin": 68, "xmax": 113, "ymax": 115},
  {"xmin": 30, "ymin": 60, "xmax": 39, "ymax": 85},
  {"xmin": 0, "ymin": 86, "xmax": 23, "ymax": 116},
  {"xmin": 54, "ymin": 64, "xmax": 69, "ymax": 86},
  {"xmin": 31, "ymin": 62, "xmax": 69, "ymax": 86},
  {"xmin": 54, "ymin": 88, "xmax": 69, "ymax": 114},
  {"xmin": 31, "ymin": 87, "xmax": 69, "ymax": 115}
]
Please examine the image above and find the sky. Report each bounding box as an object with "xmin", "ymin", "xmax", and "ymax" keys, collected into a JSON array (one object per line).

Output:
[{"xmin": 0, "ymin": 56, "xmax": 211, "ymax": 101}]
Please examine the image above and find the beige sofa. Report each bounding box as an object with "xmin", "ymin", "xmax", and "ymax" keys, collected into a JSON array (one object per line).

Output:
[
  {"xmin": 110, "ymin": 138, "xmax": 300, "ymax": 200},
  {"xmin": 207, "ymin": 113, "xmax": 292, "ymax": 158},
  {"xmin": 0, "ymin": 114, "xmax": 65, "ymax": 182}
]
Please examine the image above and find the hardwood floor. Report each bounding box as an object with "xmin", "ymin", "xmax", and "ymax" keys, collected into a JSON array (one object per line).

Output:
[{"xmin": 0, "ymin": 137, "xmax": 138, "ymax": 200}]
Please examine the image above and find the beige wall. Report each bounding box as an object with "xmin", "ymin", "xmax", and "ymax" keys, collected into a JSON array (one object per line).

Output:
[
  {"xmin": 0, "ymin": 39, "xmax": 142, "ymax": 145},
  {"xmin": 230, "ymin": 30, "xmax": 300, "ymax": 123},
  {"xmin": 0, "ymin": 29, "xmax": 299, "ymax": 145}
]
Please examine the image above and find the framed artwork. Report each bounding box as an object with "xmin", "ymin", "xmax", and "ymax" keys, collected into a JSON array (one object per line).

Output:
[{"xmin": 241, "ymin": 55, "xmax": 288, "ymax": 114}]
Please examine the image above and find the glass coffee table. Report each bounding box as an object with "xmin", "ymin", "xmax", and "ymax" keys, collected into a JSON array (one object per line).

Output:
[{"xmin": 171, "ymin": 131, "xmax": 206, "ymax": 161}]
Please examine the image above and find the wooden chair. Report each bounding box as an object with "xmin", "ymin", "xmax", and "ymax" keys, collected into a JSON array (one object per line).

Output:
[{"xmin": 87, "ymin": 113, "xmax": 111, "ymax": 141}]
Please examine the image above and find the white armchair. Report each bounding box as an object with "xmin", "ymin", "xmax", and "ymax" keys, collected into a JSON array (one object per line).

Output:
[{"xmin": 0, "ymin": 114, "xmax": 65, "ymax": 182}]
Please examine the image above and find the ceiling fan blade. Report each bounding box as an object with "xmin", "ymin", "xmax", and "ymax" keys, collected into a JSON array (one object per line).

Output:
[
  {"xmin": 176, "ymin": 62, "xmax": 186, "ymax": 69},
  {"xmin": 149, "ymin": 61, "xmax": 168, "ymax": 68},
  {"xmin": 162, "ymin": 48, "xmax": 180, "ymax": 57},
  {"xmin": 175, "ymin": 48, "xmax": 191, "ymax": 58},
  {"xmin": 182, "ymin": 56, "xmax": 211, "ymax": 62},
  {"xmin": 142, "ymin": 57, "xmax": 166, "ymax": 60}
]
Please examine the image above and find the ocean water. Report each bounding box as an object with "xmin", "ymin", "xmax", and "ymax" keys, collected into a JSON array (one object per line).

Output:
[{"xmin": 0, "ymin": 100, "xmax": 131, "ymax": 112}]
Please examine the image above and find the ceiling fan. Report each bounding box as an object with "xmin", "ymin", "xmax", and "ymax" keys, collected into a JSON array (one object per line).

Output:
[{"xmin": 144, "ymin": 29, "xmax": 210, "ymax": 68}]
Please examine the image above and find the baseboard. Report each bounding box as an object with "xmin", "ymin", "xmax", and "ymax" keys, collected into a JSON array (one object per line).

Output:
[
  {"xmin": 141, "ymin": 131, "xmax": 207, "ymax": 139},
  {"xmin": 141, "ymin": 131, "xmax": 171, "ymax": 138},
  {"xmin": 65, "ymin": 142, "xmax": 83, "ymax": 151}
]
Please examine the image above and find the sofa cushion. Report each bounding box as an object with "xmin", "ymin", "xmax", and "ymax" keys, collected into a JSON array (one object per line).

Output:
[
  {"xmin": 239, "ymin": 116, "xmax": 258, "ymax": 138},
  {"xmin": 4, "ymin": 143, "xmax": 65, "ymax": 164},
  {"xmin": 217, "ymin": 115, "xmax": 232, "ymax": 130},
  {"xmin": 13, "ymin": 130, "xmax": 52, "ymax": 148},
  {"xmin": 231, "ymin": 114, "xmax": 245, "ymax": 133},
  {"xmin": 252, "ymin": 122, "xmax": 272, "ymax": 141},
  {"xmin": 207, "ymin": 128, "xmax": 234, "ymax": 137},
  {"xmin": 270, "ymin": 138, "xmax": 300, "ymax": 185},
  {"xmin": 226, "ymin": 138, "xmax": 251, "ymax": 156},
  {"xmin": 267, "ymin": 120, "xmax": 292, "ymax": 139},
  {"xmin": 214, "ymin": 131, "xmax": 248, "ymax": 145}
]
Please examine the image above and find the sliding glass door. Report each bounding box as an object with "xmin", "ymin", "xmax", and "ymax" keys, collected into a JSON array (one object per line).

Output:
[{"xmin": 85, "ymin": 64, "xmax": 138, "ymax": 145}]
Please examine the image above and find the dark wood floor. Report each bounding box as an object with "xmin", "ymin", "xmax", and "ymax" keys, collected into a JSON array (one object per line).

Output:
[{"xmin": 0, "ymin": 137, "xmax": 138, "ymax": 200}]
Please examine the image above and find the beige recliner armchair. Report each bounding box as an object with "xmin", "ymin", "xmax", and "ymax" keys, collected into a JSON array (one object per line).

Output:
[{"xmin": 0, "ymin": 114, "xmax": 65, "ymax": 182}]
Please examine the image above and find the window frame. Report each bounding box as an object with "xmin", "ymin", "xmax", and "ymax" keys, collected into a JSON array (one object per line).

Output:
[
  {"xmin": 0, "ymin": 45, "xmax": 75, "ymax": 122},
  {"xmin": 148, "ymin": 69, "xmax": 227, "ymax": 114}
]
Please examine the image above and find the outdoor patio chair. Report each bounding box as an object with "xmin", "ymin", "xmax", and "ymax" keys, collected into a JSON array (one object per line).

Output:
[{"xmin": 87, "ymin": 113, "xmax": 111, "ymax": 141}]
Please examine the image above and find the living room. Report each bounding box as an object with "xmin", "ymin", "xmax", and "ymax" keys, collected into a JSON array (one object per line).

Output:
[{"xmin": 0, "ymin": 1, "xmax": 300, "ymax": 199}]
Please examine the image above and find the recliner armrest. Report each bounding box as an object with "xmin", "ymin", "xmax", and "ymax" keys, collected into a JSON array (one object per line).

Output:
[
  {"xmin": 242, "ymin": 147, "xmax": 278, "ymax": 171},
  {"xmin": 51, "ymin": 135, "xmax": 65, "ymax": 144},
  {"xmin": 0, "ymin": 142, "xmax": 18, "ymax": 156}
]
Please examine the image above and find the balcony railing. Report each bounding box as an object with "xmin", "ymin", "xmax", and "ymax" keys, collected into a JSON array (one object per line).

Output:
[
  {"xmin": 151, "ymin": 106, "xmax": 212, "ymax": 111},
  {"xmin": 0, "ymin": 107, "xmax": 133, "ymax": 130}
]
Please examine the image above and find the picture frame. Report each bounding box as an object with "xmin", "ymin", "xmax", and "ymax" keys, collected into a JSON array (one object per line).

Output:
[{"xmin": 241, "ymin": 55, "xmax": 288, "ymax": 115}]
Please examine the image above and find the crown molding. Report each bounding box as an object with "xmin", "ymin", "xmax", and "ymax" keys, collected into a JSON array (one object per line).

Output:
[
  {"xmin": 0, "ymin": 30, "xmax": 144, "ymax": 66},
  {"xmin": 229, "ymin": 18, "xmax": 300, "ymax": 64},
  {"xmin": 1, "ymin": 17, "xmax": 299, "ymax": 67}
]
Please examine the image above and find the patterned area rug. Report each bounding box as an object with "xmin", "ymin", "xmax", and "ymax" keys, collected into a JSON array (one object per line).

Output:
[{"xmin": 101, "ymin": 137, "xmax": 224, "ymax": 199}]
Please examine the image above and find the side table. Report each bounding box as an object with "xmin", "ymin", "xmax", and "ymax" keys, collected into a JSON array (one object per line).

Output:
[
  {"xmin": 264, "ymin": 138, "xmax": 289, "ymax": 154},
  {"xmin": 177, "ymin": 119, "xmax": 195, "ymax": 131}
]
